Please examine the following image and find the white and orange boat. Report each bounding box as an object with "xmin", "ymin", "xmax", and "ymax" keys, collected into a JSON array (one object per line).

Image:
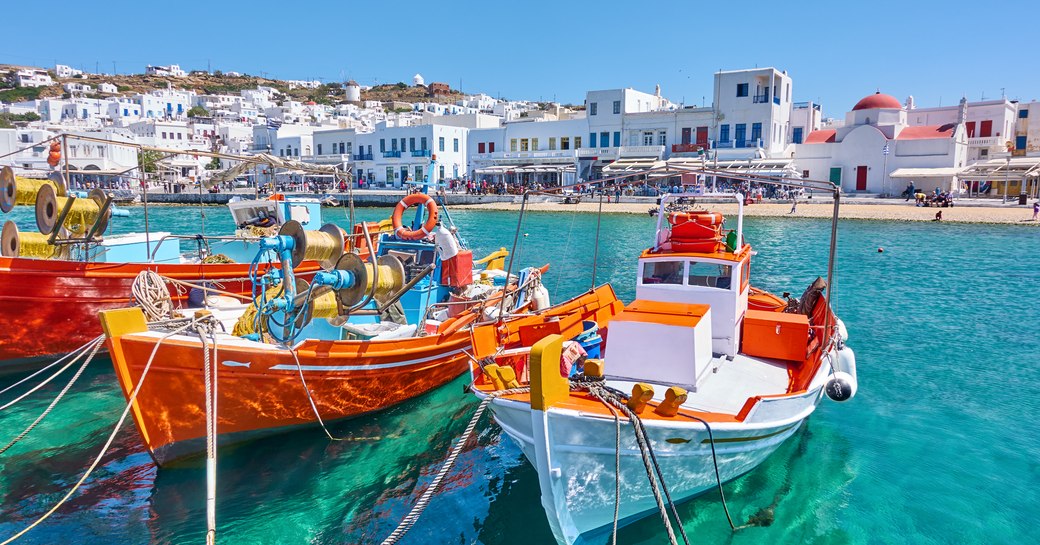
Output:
[
  {"xmin": 468, "ymin": 192, "xmax": 858, "ymax": 545},
  {"xmin": 99, "ymin": 188, "xmax": 624, "ymax": 466}
]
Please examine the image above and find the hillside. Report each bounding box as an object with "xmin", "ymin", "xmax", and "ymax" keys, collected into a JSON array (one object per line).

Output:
[{"xmin": 1, "ymin": 65, "xmax": 467, "ymax": 107}]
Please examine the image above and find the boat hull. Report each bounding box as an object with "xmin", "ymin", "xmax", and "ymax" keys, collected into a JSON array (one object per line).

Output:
[
  {"xmin": 0, "ymin": 256, "xmax": 318, "ymax": 367},
  {"xmin": 486, "ymin": 385, "xmax": 825, "ymax": 545},
  {"xmin": 105, "ymin": 285, "xmax": 623, "ymax": 466},
  {"xmin": 110, "ymin": 331, "xmax": 473, "ymax": 465}
]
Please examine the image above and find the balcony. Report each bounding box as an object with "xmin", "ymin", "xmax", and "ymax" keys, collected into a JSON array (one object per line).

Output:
[
  {"xmin": 671, "ymin": 143, "xmax": 709, "ymax": 154},
  {"xmin": 752, "ymin": 93, "xmax": 770, "ymax": 104},
  {"xmin": 576, "ymin": 145, "xmax": 665, "ymax": 161},
  {"xmin": 411, "ymin": 149, "xmax": 431, "ymax": 157},
  {"xmin": 353, "ymin": 153, "xmax": 373, "ymax": 161},
  {"xmin": 382, "ymin": 150, "xmax": 402, "ymax": 158},
  {"xmin": 967, "ymin": 136, "xmax": 1003, "ymax": 148}
]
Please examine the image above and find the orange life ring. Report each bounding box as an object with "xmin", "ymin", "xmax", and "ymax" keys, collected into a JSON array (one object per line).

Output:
[{"xmin": 391, "ymin": 193, "xmax": 438, "ymax": 240}]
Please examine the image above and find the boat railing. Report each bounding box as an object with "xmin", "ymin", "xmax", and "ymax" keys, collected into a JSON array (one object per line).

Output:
[{"xmin": 148, "ymin": 234, "xmax": 261, "ymax": 262}]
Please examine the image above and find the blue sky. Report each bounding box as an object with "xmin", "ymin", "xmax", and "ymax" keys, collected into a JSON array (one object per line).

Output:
[{"xmin": 4, "ymin": 0, "xmax": 1038, "ymax": 116}]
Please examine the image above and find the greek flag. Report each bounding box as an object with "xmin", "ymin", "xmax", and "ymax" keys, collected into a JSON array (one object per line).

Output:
[
  {"xmin": 882, "ymin": 143, "xmax": 889, "ymax": 155},
  {"xmin": 267, "ymin": 119, "xmax": 282, "ymax": 129}
]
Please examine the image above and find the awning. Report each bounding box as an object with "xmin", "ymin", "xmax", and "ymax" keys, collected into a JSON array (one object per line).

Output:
[
  {"xmin": 604, "ymin": 159, "xmax": 666, "ymax": 172},
  {"xmin": 957, "ymin": 157, "xmax": 1040, "ymax": 182},
  {"xmin": 889, "ymin": 167, "xmax": 962, "ymax": 179}
]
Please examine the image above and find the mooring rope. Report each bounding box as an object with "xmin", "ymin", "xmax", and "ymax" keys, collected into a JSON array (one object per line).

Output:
[
  {"xmin": 289, "ymin": 348, "xmax": 349, "ymax": 442},
  {"xmin": 0, "ymin": 335, "xmax": 103, "ymax": 399},
  {"xmin": 0, "ymin": 337, "xmax": 105, "ymax": 455},
  {"xmin": 0, "ymin": 336, "xmax": 105, "ymax": 413},
  {"xmin": 132, "ymin": 270, "xmax": 173, "ymax": 322},
  {"xmin": 0, "ymin": 318, "xmax": 206, "ymax": 545},
  {"xmin": 199, "ymin": 322, "xmax": 219, "ymax": 545},
  {"xmin": 378, "ymin": 387, "xmax": 530, "ymax": 545},
  {"xmin": 586, "ymin": 384, "xmax": 680, "ymax": 545}
]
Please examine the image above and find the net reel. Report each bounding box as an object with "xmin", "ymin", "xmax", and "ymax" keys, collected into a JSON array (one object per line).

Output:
[
  {"xmin": 0, "ymin": 166, "xmax": 67, "ymax": 214},
  {"xmin": 35, "ymin": 184, "xmax": 110, "ymax": 236},
  {"xmin": 306, "ymin": 253, "xmax": 407, "ymax": 326},
  {"xmin": 1, "ymin": 220, "xmax": 70, "ymax": 259},
  {"xmin": 278, "ymin": 220, "xmax": 345, "ymax": 269}
]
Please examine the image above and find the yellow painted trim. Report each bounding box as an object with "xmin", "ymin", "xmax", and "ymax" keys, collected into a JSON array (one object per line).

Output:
[
  {"xmin": 530, "ymin": 334, "xmax": 567, "ymax": 411},
  {"xmin": 98, "ymin": 307, "xmax": 148, "ymax": 339}
]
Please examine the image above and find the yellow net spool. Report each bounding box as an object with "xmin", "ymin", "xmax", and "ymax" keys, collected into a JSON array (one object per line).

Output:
[
  {"xmin": 279, "ymin": 220, "xmax": 345, "ymax": 269},
  {"xmin": 0, "ymin": 167, "xmax": 66, "ymax": 213},
  {"xmin": 35, "ymin": 184, "xmax": 110, "ymax": 236},
  {"xmin": 1, "ymin": 220, "xmax": 69, "ymax": 259},
  {"xmin": 309, "ymin": 287, "xmax": 340, "ymax": 319},
  {"xmin": 329, "ymin": 253, "xmax": 407, "ymax": 309}
]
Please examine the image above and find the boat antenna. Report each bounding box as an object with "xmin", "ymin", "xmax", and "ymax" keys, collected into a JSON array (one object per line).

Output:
[
  {"xmin": 590, "ymin": 184, "xmax": 606, "ymax": 288},
  {"xmin": 497, "ymin": 191, "xmax": 530, "ymax": 323}
]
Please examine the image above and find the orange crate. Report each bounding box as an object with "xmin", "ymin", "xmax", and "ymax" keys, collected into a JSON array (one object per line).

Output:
[{"xmin": 741, "ymin": 309, "xmax": 810, "ymax": 361}]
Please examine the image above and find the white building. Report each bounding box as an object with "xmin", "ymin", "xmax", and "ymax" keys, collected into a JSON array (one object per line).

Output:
[
  {"xmin": 905, "ymin": 97, "xmax": 1017, "ymax": 163},
  {"xmin": 55, "ymin": 64, "xmax": 82, "ymax": 78},
  {"xmin": 13, "ymin": 69, "xmax": 53, "ymax": 88},
  {"xmin": 63, "ymin": 82, "xmax": 94, "ymax": 95},
  {"xmin": 795, "ymin": 92, "xmax": 967, "ymax": 194},
  {"xmin": 353, "ymin": 121, "xmax": 467, "ymax": 187},
  {"xmin": 286, "ymin": 79, "xmax": 322, "ymax": 90},
  {"xmin": 790, "ymin": 101, "xmax": 824, "ymax": 146},
  {"xmin": 711, "ymin": 68, "xmax": 793, "ymax": 158},
  {"xmin": 1013, "ymin": 100, "xmax": 1040, "ymax": 155},
  {"xmin": 413, "ymin": 73, "xmax": 425, "ymax": 86},
  {"xmin": 97, "ymin": 82, "xmax": 118, "ymax": 94},
  {"xmin": 145, "ymin": 64, "xmax": 187, "ymax": 78}
]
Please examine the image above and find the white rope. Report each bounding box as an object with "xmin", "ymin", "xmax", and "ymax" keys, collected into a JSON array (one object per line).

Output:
[
  {"xmin": 0, "ymin": 337, "xmax": 105, "ymax": 413},
  {"xmin": 0, "ymin": 335, "xmax": 103, "ymax": 398},
  {"xmin": 0, "ymin": 338, "xmax": 104, "ymax": 455},
  {"xmin": 199, "ymin": 323, "xmax": 219, "ymax": 545},
  {"xmin": 289, "ymin": 347, "xmax": 347, "ymax": 441},
  {"xmin": 131, "ymin": 270, "xmax": 172, "ymax": 322},
  {"xmin": 0, "ymin": 319, "xmax": 200, "ymax": 545},
  {"xmin": 378, "ymin": 387, "xmax": 530, "ymax": 545}
]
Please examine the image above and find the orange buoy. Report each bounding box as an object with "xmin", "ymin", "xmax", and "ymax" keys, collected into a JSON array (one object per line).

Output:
[{"xmin": 391, "ymin": 193, "xmax": 438, "ymax": 240}]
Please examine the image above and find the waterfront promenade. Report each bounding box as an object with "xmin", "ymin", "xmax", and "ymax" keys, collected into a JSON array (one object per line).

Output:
[{"xmin": 141, "ymin": 188, "xmax": 1040, "ymax": 225}]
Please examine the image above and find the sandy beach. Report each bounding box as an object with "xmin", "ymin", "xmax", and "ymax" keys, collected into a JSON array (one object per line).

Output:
[{"xmin": 453, "ymin": 200, "xmax": 1040, "ymax": 225}]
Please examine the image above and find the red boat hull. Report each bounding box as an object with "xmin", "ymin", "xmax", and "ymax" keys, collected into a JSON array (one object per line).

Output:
[{"xmin": 0, "ymin": 256, "xmax": 319, "ymax": 366}]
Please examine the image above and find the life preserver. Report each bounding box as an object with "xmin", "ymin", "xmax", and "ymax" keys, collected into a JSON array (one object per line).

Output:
[{"xmin": 391, "ymin": 193, "xmax": 438, "ymax": 240}]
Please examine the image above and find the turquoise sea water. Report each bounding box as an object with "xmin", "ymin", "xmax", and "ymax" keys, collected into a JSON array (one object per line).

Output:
[{"xmin": 1, "ymin": 204, "xmax": 1039, "ymax": 544}]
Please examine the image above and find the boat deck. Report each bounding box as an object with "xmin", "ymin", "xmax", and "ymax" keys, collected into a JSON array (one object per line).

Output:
[{"xmin": 606, "ymin": 352, "xmax": 790, "ymax": 415}]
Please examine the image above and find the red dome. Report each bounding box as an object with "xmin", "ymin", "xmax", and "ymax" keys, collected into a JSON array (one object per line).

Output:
[{"xmin": 852, "ymin": 92, "xmax": 902, "ymax": 111}]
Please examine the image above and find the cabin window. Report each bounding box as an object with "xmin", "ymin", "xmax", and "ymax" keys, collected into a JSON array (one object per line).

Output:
[
  {"xmin": 740, "ymin": 260, "xmax": 750, "ymax": 291},
  {"xmin": 687, "ymin": 262, "xmax": 732, "ymax": 289},
  {"xmin": 642, "ymin": 261, "xmax": 685, "ymax": 285}
]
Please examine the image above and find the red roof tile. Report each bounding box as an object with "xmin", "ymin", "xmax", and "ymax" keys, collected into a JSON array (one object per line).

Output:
[
  {"xmin": 896, "ymin": 124, "xmax": 957, "ymax": 140},
  {"xmin": 803, "ymin": 129, "xmax": 837, "ymax": 144}
]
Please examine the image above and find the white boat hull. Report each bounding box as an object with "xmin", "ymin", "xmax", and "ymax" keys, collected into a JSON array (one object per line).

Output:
[{"xmin": 486, "ymin": 349, "xmax": 842, "ymax": 545}]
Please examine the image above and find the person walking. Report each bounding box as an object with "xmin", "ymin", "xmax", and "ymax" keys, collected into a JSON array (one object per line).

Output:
[
  {"xmin": 1033, "ymin": 201, "xmax": 1039, "ymax": 221},
  {"xmin": 788, "ymin": 194, "xmax": 797, "ymax": 214}
]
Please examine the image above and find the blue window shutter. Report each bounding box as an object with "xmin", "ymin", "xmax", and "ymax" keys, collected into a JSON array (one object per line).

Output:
[
  {"xmin": 613, "ymin": 131, "xmax": 620, "ymax": 147},
  {"xmin": 1016, "ymin": 135, "xmax": 1026, "ymax": 150}
]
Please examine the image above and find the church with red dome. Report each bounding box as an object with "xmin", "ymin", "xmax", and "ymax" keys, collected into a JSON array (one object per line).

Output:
[{"xmin": 795, "ymin": 91, "xmax": 966, "ymax": 194}]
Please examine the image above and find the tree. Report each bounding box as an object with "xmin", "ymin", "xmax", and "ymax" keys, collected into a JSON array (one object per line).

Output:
[
  {"xmin": 187, "ymin": 106, "xmax": 209, "ymax": 117},
  {"xmin": 205, "ymin": 156, "xmax": 221, "ymax": 170},
  {"xmin": 138, "ymin": 150, "xmax": 163, "ymax": 173}
]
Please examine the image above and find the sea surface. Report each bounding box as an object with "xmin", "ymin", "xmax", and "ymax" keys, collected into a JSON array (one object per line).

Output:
[{"xmin": 1, "ymin": 204, "xmax": 1038, "ymax": 544}]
